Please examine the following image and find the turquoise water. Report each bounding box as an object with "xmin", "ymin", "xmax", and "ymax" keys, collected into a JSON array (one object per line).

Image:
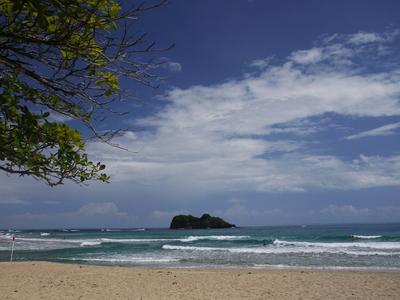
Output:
[{"xmin": 1, "ymin": 224, "xmax": 400, "ymax": 270}]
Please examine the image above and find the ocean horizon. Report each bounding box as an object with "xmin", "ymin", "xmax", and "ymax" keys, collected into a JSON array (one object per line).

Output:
[{"xmin": 1, "ymin": 223, "xmax": 400, "ymax": 271}]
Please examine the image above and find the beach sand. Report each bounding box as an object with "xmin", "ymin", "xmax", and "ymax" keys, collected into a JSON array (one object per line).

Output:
[{"xmin": 0, "ymin": 262, "xmax": 399, "ymax": 299}]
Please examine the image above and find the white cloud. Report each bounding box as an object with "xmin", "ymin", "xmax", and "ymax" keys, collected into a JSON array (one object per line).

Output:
[
  {"xmin": 0, "ymin": 198, "xmax": 131, "ymax": 228},
  {"xmin": 321, "ymin": 204, "xmax": 370, "ymax": 217},
  {"xmin": 347, "ymin": 32, "xmax": 387, "ymax": 45},
  {"xmin": 213, "ymin": 200, "xmax": 281, "ymax": 221},
  {"xmin": 85, "ymin": 31, "xmax": 400, "ymax": 194},
  {"xmin": 47, "ymin": 112, "xmax": 73, "ymax": 123},
  {"xmin": 150, "ymin": 210, "xmax": 190, "ymax": 224},
  {"xmin": 42, "ymin": 200, "xmax": 59, "ymax": 205},
  {"xmin": 290, "ymin": 47, "xmax": 324, "ymax": 64},
  {"xmin": 165, "ymin": 62, "xmax": 182, "ymax": 72},
  {"xmin": 0, "ymin": 198, "xmax": 30, "ymax": 205},
  {"xmin": 346, "ymin": 122, "xmax": 400, "ymax": 140},
  {"xmin": 249, "ymin": 56, "xmax": 274, "ymax": 69},
  {"xmin": 377, "ymin": 206, "xmax": 400, "ymax": 219},
  {"xmin": 78, "ymin": 202, "xmax": 127, "ymax": 217},
  {"xmin": 288, "ymin": 31, "xmax": 398, "ymax": 67}
]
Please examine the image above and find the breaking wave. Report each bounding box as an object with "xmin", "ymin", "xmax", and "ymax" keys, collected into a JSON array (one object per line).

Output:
[
  {"xmin": 0, "ymin": 234, "xmax": 252, "ymax": 251},
  {"xmin": 351, "ymin": 235, "xmax": 382, "ymax": 239},
  {"xmin": 272, "ymin": 239, "xmax": 400, "ymax": 250},
  {"xmin": 64, "ymin": 255, "xmax": 180, "ymax": 264},
  {"xmin": 162, "ymin": 239, "xmax": 400, "ymax": 256}
]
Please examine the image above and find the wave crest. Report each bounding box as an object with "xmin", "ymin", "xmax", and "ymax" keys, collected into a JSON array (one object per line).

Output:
[
  {"xmin": 351, "ymin": 235, "xmax": 382, "ymax": 239},
  {"xmin": 162, "ymin": 242, "xmax": 400, "ymax": 256}
]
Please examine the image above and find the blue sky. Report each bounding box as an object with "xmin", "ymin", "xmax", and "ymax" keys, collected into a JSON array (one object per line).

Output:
[{"xmin": 1, "ymin": 0, "xmax": 400, "ymax": 228}]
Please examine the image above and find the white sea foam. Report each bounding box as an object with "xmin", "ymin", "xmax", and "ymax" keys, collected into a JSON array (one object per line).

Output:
[
  {"xmin": 352, "ymin": 235, "xmax": 382, "ymax": 239},
  {"xmin": 252, "ymin": 264, "xmax": 400, "ymax": 271},
  {"xmin": 0, "ymin": 235, "xmax": 248, "ymax": 246},
  {"xmin": 180, "ymin": 235, "xmax": 250, "ymax": 242},
  {"xmin": 40, "ymin": 232, "xmax": 50, "ymax": 236},
  {"xmin": 100, "ymin": 238, "xmax": 177, "ymax": 243},
  {"xmin": 162, "ymin": 244, "xmax": 400, "ymax": 256},
  {"xmin": 272, "ymin": 239, "xmax": 400, "ymax": 250},
  {"xmin": 163, "ymin": 245, "xmax": 224, "ymax": 251},
  {"xmin": 2, "ymin": 236, "xmax": 175, "ymax": 244},
  {"xmin": 0, "ymin": 235, "xmax": 95, "ymax": 249},
  {"xmin": 65, "ymin": 255, "xmax": 180, "ymax": 264},
  {"xmin": 10, "ymin": 237, "xmax": 81, "ymax": 243},
  {"xmin": 0, "ymin": 235, "xmax": 185, "ymax": 249},
  {"xmin": 80, "ymin": 241, "xmax": 102, "ymax": 247},
  {"xmin": 90, "ymin": 236, "xmax": 249, "ymax": 243}
]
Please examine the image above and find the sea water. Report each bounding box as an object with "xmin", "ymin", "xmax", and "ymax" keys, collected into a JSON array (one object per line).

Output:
[{"xmin": 1, "ymin": 223, "xmax": 400, "ymax": 270}]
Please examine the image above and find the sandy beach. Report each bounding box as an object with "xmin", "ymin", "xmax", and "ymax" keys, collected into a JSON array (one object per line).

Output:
[{"xmin": 0, "ymin": 262, "xmax": 399, "ymax": 299}]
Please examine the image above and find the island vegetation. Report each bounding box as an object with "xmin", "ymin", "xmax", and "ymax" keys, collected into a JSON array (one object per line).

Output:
[{"xmin": 170, "ymin": 213, "xmax": 236, "ymax": 229}]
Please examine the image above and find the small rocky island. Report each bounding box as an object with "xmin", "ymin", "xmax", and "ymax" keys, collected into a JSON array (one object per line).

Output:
[{"xmin": 170, "ymin": 213, "xmax": 235, "ymax": 229}]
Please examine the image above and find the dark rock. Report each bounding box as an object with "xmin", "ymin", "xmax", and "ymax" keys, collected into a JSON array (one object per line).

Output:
[{"xmin": 169, "ymin": 213, "xmax": 235, "ymax": 229}]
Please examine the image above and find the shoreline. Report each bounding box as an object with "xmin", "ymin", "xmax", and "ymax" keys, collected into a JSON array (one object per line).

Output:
[
  {"xmin": 64, "ymin": 262, "xmax": 400, "ymax": 273},
  {"xmin": 1, "ymin": 261, "xmax": 400, "ymax": 299},
  {"xmin": 3, "ymin": 258, "xmax": 400, "ymax": 273},
  {"xmin": 4, "ymin": 259, "xmax": 400, "ymax": 273}
]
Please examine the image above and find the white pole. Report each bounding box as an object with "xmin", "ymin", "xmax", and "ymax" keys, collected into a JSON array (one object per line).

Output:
[{"xmin": 10, "ymin": 234, "xmax": 15, "ymax": 262}]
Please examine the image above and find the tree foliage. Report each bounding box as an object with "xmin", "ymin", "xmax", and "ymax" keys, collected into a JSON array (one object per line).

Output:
[{"xmin": 0, "ymin": 0, "xmax": 171, "ymax": 186}]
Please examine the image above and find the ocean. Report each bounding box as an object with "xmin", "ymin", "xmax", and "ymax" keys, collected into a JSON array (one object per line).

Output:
[{"xmin": 1, "ymin": 223, "xmax": 400, "ymax": 270}]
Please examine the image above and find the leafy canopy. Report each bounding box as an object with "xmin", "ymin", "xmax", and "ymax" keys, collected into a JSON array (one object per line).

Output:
[{"xmin": 0, "ymin": 0, "xmax": 170, "ymax": 186}]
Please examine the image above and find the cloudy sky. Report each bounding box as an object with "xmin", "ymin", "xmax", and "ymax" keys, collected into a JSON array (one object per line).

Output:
[{"xmin": 1, "ymin": 0, "xmax": 400, "ymax": 229}]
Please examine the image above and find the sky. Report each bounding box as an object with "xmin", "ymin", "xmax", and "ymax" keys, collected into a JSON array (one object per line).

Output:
[{"xmin": 1, "ymin": 0, "xmax": 400, "ymax": 229}]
